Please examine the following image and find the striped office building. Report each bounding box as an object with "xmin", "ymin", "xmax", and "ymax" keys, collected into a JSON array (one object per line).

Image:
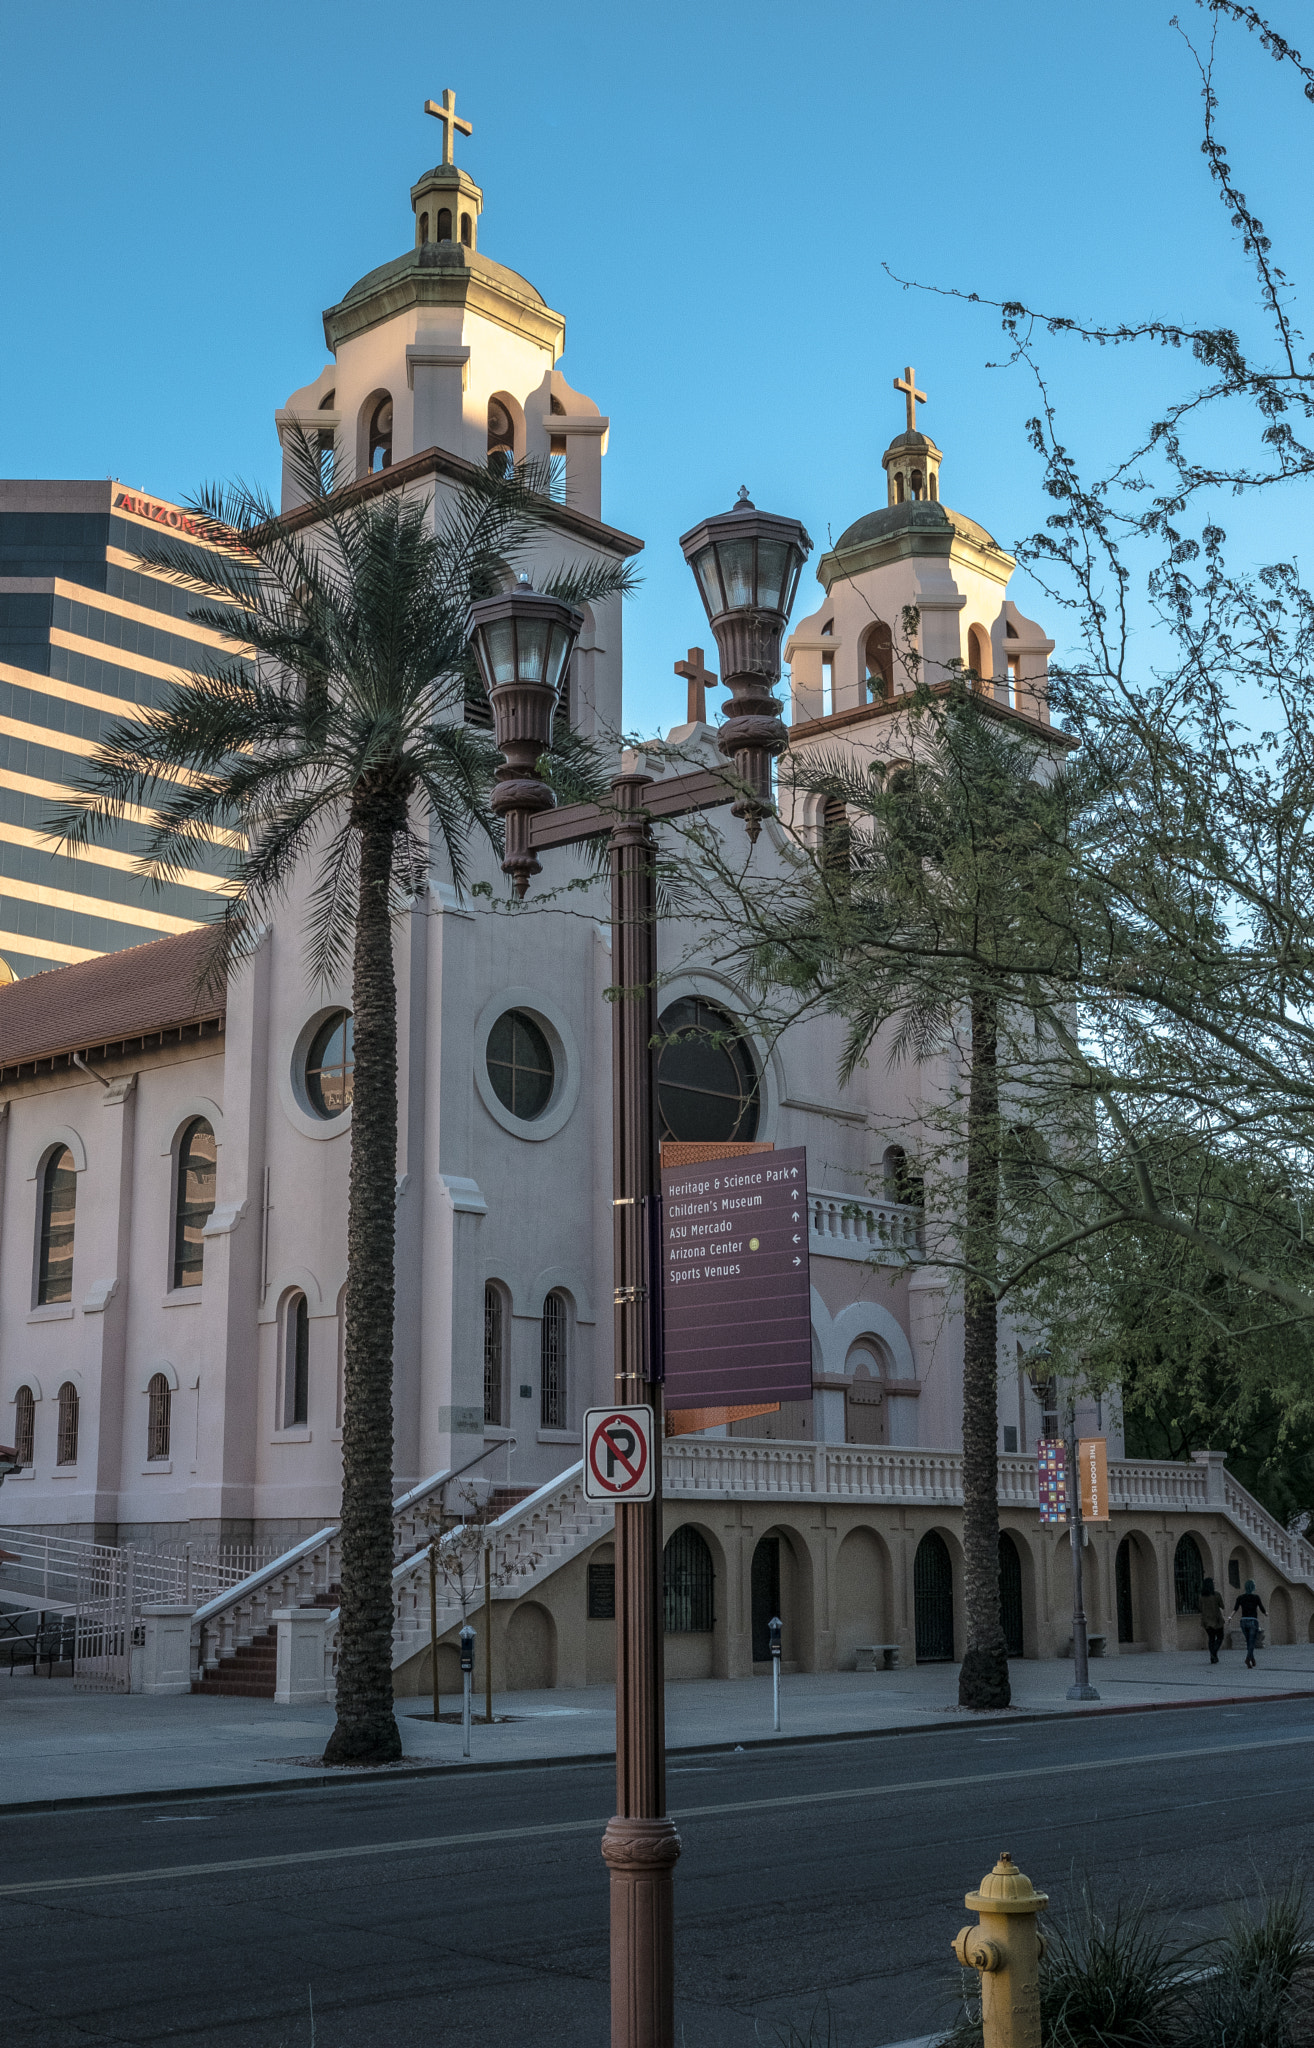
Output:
[{"xmin": 0, "ymin": 479, "xmax": 239, "ymax": 978}]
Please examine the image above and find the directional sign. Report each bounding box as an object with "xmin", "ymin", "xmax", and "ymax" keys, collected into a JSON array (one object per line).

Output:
[
  {"xmin": 660, "ymin": 1144, "xmax": 812, "ymax": 1411},
  {"xmin": 584, "ymin": 1406, "xmax": 656, "ymax": 1502}
]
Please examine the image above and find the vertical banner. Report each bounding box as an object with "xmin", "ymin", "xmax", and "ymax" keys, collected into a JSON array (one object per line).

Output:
[
  {"xmin": 1079, "ymin": 1436, "xmax": 1109, "ymax": 1522},
  {"xmin": 1037, "ymin": 1438, "xmax": 1069, "ymax": 1525}
]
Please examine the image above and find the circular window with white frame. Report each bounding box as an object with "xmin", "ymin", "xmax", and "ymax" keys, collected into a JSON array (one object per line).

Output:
[
  {"xmin": 282, "ymin": 1006, "xmax": 356, "ymax": 1138},
  {"xmin": 473, "ymin": 988, "xmax": 580, "ymax": 1142}
]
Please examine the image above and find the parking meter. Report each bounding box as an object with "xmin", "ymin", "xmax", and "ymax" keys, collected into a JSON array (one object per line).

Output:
[
  {"xmin": 459, "ymin": 1625, "xmax": 476, "ymax": 1757},
  {"xmin": 460, "ymin": 1625, "xmax": 476, "ymax": 1674},
  {"xmin": 769, "ymin": 1615, "xmax": 782, "ymax": 1730}
]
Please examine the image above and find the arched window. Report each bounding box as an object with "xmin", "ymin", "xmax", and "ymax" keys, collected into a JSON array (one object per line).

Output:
[
  {"xmin": 1174, "ymin": 1534, "xmax": 1204, "ymax": 1614},
  {"xmin": 284, "ymin": 1293, "xmax": 309, "ymax": 1428},
  {"xmin": 998, "ymin": 1532, "xmax": 1023, "ymax": 1657},
  {"xmin": 894, "ymin": 473, "xmax": 905, "ymax": 504},
  {"xmin": 864, "ymin": 622, "xmax": 894, "ymax": 703},
  {"xmin": 172, "ymin": 1117, "xmax": 216, "ymax": 1289},
  {"xmin": 460, "ymin": 211, "xmax": 472, "ymax": 246},
  {"xmin": 13, "ymin": 1386, "xmax": 34, "ymax": 1467},
  {"xmin": 37, "ymin": 1146, "xmax": 75, "ymax": 1305},
  {"xmin": 664, "ymin": 1526, "xmax": 714, "ymax": 1633},
  {"xmin": 882, "ymin": 1144, "xmax": 923, "ymax": 1210},
  {"xmin": 483, "ymin": 1284, "xmax": 504, "ymax": 1427},
  {"xmin": 56, "ymin": 1381, "xmax": 79, "ymax": 1466},
  {"xmin": 147, "ymin": 1373, "xmax": 171, "ymax": 1462},
  {"xmin": 656, "ymin": 997, "xmax": 759, "ymax": 1144},
  {"xmin": 304, "ymin": 1010, "xmax": 354, "ymax": 1118},
  {"xmin": 487, "ymin": 398, "xmax": 515, "ymax": 479},
  {"xmin": 845, "ymin": 1353, "xmax": 886, "ymax": 1446},
  {"xmin": 967, "ymin": 625, "xmax": 992, "ymax": 686},
  {"xmin": 910, "ymin": 469, "xmax": 924, "ymax": 501},
  {"xmin": 418, "ymin": 211, "xmax": 430, "ymax": 243},
  {"xmin": 929, "ymin": 473, "xmax": 939, "ymax": 502},
  {"xmin": 368, "ymin": 396, "xmax": 393, "ymax": 473},
  {"xmin": 540, "ymin": 1292, "xmax": 567, "ymax": 1429},
  {"xmin": 913, "ymin": 1531, "xmax": 954, "ymax": 1660},
  {"xmin": 1116, "ymin": 1537, "xmax": 1135, "ymax": 1643}
]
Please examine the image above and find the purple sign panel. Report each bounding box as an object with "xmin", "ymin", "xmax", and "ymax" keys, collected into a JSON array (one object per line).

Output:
[{"xmin": 660, "ymin": 1146, "xmax": 812, "ymax": 1410}]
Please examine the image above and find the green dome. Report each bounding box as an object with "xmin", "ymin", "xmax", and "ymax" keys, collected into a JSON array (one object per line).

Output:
[{"xmin": 831, "ymin": 500, "xmax": 1002, "ymax": 556}]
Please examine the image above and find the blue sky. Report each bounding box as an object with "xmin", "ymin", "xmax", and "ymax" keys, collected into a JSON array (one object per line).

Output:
[{"xmin": 2, "ymin": 0, "xmax": 1310, "ymax": 735}]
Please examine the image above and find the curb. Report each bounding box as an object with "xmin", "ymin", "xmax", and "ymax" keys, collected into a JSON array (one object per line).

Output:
[{"xmin": 2, "ymin": 1686, "xmax": 1311, "ymax": 1819}]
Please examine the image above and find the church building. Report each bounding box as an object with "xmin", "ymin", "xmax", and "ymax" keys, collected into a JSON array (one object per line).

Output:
[{"xmin": 1, "ymin": 100, "xmax": 1309, "ymax": 1696}]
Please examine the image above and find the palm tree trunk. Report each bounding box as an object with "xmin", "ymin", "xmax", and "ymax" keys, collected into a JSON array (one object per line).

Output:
[
  {"xmin": 957, "ymin": 988, "xmax": 1011, "ymax": 1710},
  {"xmin": 323, "ymin": 815, "xmax": 403, "ymax": 1763}
]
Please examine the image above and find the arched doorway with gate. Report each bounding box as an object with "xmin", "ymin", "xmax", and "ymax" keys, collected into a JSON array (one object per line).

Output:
[
  {"xmin": 914, "ymin": 1530, "xmax": 955, "ymax": 1662},
  {"xmin": 998, "ymin": 1531, "xmax": 1024, "ymax": 1657}
]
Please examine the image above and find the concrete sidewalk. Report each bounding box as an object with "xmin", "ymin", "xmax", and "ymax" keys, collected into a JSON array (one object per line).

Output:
[{"xmin": 4, "ymin": 1644, "xmax": 1313, "ymax": 1810}]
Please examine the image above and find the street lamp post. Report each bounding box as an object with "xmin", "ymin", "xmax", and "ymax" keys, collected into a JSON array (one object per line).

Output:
[
  {"xmin": 1066, "ymin": 1407, "xmax": 1099, "ymax": 1703},
  {"xmin": 466, "ymin": 504, "xmax": 809, "ymax": 2048}
]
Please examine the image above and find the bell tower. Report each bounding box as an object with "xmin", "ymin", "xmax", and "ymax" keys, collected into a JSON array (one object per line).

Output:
[{"xmin": 882, "ymin": 367, "xmax": 942, "ymax": 505}]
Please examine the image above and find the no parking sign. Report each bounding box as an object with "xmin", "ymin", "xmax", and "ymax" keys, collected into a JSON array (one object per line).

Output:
[{"xmin": 583, "ymin": 1406, "xmax": 655, "ymax": 1502}]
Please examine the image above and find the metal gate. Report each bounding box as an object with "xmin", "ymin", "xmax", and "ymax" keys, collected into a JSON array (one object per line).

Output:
[
  {"xmin": 914, "ymin": 1531, "xmax": 954, "ymax": 1661},
  {"xmin": 1116, "ymin": 1538, "xmax": 1135, "ymax": 1643},
  {"xmin": 74, "ymin": 1545, "xmax": 135, "ymax": 1693},
  {"xmin": 998, "ymin": 1531, "xmax": 1024, "ymax": 1657}
]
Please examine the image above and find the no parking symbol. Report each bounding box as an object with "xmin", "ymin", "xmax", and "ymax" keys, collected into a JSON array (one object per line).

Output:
[{"xmin": 583, "ymin": 1406, "xmax": 655, "ymax": 1502}]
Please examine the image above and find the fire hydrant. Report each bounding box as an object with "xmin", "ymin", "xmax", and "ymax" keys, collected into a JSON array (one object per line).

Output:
[{"xmin": 952, "ymin": 1853, "xmax": 1048, "ymax": 2048}]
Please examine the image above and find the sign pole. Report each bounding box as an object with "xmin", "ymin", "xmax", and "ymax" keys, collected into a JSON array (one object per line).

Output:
[{"xmin": 601, "ymin": 773, "xmax": 680, "ymax": 2048}]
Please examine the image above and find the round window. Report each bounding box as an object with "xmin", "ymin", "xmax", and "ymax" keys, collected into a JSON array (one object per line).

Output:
[
  {"xmin": 486, "ymin": 1009, "xmax": 555, "ymax": 1121},
  {"xmin": 304, "ymin": 1010, "xmax": 354, "ymax": 1118},
  {"xmin": 656, "ymin": 997, "xmax": 759, "ymax": 1143}
]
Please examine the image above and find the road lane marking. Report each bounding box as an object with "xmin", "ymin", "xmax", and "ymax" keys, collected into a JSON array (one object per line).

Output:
[{"xmin": 8, "ymin": 1729, "xmax": 1314, "ymax": 1899}]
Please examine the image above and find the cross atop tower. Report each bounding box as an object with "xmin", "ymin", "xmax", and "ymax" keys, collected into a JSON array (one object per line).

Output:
[
  {"xmin": 893, "ymin": 365, "xmax": 927, "ymax": 434},
  {"xmin": 424, "ymin": 88, "xmax": 473, "ymax": 167}
]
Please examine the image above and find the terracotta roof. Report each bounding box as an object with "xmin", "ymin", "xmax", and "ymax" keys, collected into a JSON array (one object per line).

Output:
[{"xmin": 0, "ymin": 927, "xmax": 225, "ymax": 1074}]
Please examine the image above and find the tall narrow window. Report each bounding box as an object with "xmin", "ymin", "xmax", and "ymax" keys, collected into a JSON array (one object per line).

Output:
[
  {"xmin": 56, "ymin": 1381, "xmax": 79, "ymax": 1466},
  {"xmin": 368, "ymin": 396, "xmax": 393, "ymax": 473},
  {"xmin": 436, "ymin": 206, "xmax": 452, "ymax": 241},
  {"xmin": 483, "ymin": 1285, "xmax": 504, "ymax": 1427},
  {"xmin": 864, "ymin": 622, "xmax": 894, "ymax": 702},
  {"xmin": 418, "ymin": 211, "xmax": 430, "ymax": 243},
  {"xmin": 37, "ymin": 1147, "xmax": 75, "ymax": 1304},
  {"xmin": 173, "ymin": 1118, "xmax": 216, "ymax": 1289},
  {"xmin": 147, "ymin": 1373, "xmax": 172, "ymax": 1462},
  {"xmin": 541, "ymin": 1292, "xmax": 567, "ymax": 1430},
  {"xmin": 664, "ymin": 1527, "xmax": 715, "ymax": 1633},
  {"xmin": 487, "ymin": 398, "xmax": 515, "ymax": 479},
  {"xmin": 284, "ymin": 1293, "xmax": 309, "ymax": 1428},
  {"xmin": 460, "ymin": 212, "xmax": 472, "ymax": 247},
  {"xmin": 13, "ymin": 1386, "xmax": 34, "ymax": 1467}
]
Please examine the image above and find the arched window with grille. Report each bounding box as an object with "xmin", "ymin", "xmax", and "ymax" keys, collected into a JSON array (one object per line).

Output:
[
  {"xmin": 1174, "ymin": 1533, "xmax": 1205, "ymax": 1614},
  {"xmin": 13, "ymin": 1385, "xmax": 34, "ymax": 1467},
  {"xmin": 36, "ymin": 1146, "xmax": 75, "ymax": 1305},
  {"xmin": 56, "ymin": 1381, "xmax": 79, "ymax": 1466},
  {"xmin": 484, "ymin": 1284, "xmax": 505, "ymax": 1427},
  {"xmin": 172, "ymin": 1117, "xmax": 216, "ymax": 1289},
  {"xmin": 368, "ymin": 395, "xmax": 393, "ymax": 473},
  {"xmin": 664, "ymin": 1526, "xmax": 714, "ymax": 1633},
  {"xmin": 540, "ymin": 1291, "xmax": 567, "ymax": 1429},
  {"xmin": 284, "ymin": 1293, "xmax": 309, "ymax": 1428},
  {"xmin": 147, "ymin": 1373, "xmax": 171, "ymax": 1462}
]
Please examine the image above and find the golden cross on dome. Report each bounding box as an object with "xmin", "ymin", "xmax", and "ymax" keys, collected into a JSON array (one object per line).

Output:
[
  {"xmin": 893, "ymin": 365, "xmax": 927, "ymax": 434},
  {"xmin": 424, "ymin": 88, "xmax": 473, "ymax": 167}
]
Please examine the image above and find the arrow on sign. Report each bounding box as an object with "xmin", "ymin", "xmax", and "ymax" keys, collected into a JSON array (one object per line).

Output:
[
  {"xmin": 792, "ymin": 1233, "xmax": 801, "ymax": 1244},
  {"xmin": 792, "ymin": 1256, "xmax": 801, "ymax": 1266}
]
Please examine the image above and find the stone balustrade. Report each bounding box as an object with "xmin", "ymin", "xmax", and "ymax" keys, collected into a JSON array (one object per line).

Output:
[{"xmin": 807, "ymin": 1188, "xmax": 922, "ymax": 1261}]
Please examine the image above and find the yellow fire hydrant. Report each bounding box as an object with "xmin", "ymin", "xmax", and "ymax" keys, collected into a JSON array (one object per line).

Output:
[{"xmin": 953, "ymin": 1853, "xmax": 1048, "ymax": 2048}]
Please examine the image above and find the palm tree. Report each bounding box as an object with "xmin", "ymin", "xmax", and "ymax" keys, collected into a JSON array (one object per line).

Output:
[{"xmin": 49, "ymin": 438, "xmax": 634, "ymax": 1762}]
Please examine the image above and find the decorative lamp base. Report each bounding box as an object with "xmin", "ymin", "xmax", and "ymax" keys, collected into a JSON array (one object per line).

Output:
[{"xmin": 601, "ymin": 1815, "xmax": 682, "ymax": 2048}]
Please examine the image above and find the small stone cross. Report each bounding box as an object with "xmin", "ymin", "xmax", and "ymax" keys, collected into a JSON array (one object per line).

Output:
[
  {"xmin": 893, "ymin": 365, "xmax": 927, "ymax": 434},
  {"xmin": 424, "ymin": 88, "xmax": 473, "ymax": 167},
  {"xmin": 673, "ymin": 646, "xmax": 717, "ymax": 725}
]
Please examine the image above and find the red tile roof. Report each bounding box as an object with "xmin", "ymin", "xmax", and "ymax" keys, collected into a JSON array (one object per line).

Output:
[{"xmin": 0, "ymin": 928, "xmax": 225, "ymax": 1073}]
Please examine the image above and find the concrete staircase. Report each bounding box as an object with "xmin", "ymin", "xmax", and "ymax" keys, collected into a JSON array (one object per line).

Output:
[{"xmin": 192, "ymin": 1589, "xmax": 338, "ymax": 1699}]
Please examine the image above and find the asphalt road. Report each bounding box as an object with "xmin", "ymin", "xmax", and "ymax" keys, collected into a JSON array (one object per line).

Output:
[{"xmin": 5, "ymin": 1699, "xmax": 1314, "ymax": 2048}]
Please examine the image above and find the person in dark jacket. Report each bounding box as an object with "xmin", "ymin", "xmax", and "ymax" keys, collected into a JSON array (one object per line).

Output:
[
  {"xmin": 1233, "ymin": 1580, "xmax": 1267, "ymax": 1667},
  {"xmin": 1199, "ymin": 1578, "xmax": 1226, "ymax": 1663}
]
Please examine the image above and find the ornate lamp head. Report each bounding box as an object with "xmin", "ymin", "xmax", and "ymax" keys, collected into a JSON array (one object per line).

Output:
[
  {"xmin": 678, "ymin": 490, "xmax": 812, "ymax": 836},
  {"xmin": 465, "ymin": 575, "xmax": 583, "ymax": 895}
]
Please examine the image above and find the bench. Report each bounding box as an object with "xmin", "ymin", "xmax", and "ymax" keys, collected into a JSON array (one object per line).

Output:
[{"xmin": 854, "ymin": 1644, "xmax": 902, "ymax": 1672}]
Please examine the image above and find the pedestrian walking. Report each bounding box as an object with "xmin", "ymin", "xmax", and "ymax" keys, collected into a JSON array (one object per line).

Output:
[
  {"xmin": 1199, "ymin": 1578, "xmax": 1226, "ymax": 1663},
  {"xmin": 1232, "ymin": 1579, "xmax": 1266, "ymax": 1667}
]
